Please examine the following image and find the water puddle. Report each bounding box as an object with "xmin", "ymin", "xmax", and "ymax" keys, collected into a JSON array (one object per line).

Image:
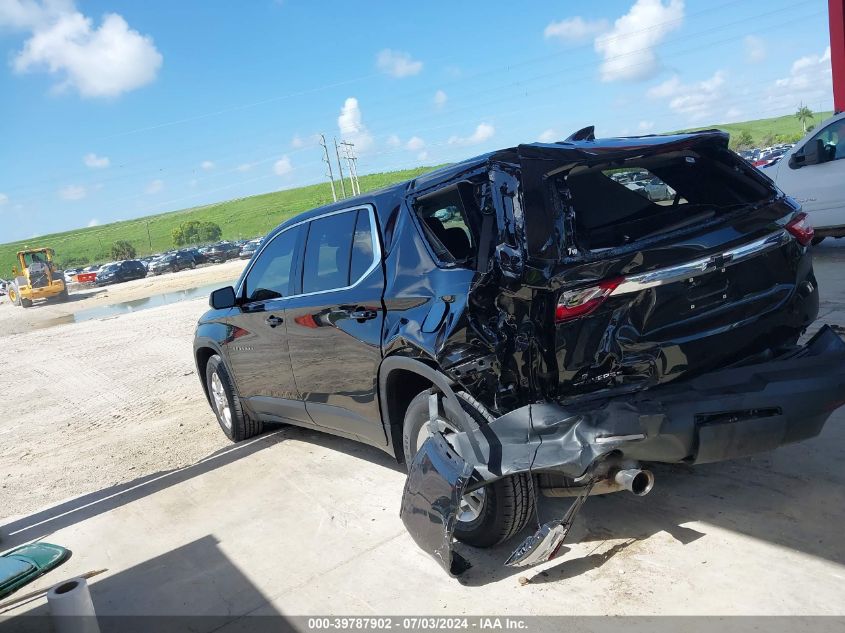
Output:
[{"xmin": 32, "ymin": 281, "xmax": 233, "ymax": 330}]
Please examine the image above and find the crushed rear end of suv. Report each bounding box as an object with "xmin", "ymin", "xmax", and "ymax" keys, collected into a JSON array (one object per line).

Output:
[{"xmin": 194, "ymin": 128, "xmax": 845, "ymax": 576}]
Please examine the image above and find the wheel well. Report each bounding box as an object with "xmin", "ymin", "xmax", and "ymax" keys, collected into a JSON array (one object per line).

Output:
[
  {"xmin": 195, "ymin": 346, "xmax": 217, "ymax": 401},
  {"xmin": 384, "ymin": 368, "xmax": 433, "ymax": 462}
]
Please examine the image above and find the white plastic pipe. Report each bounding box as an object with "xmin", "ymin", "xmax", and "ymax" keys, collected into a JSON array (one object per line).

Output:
[{"xmin": 47, "ymin": 577, "xmax": 100, "ymax": 633}]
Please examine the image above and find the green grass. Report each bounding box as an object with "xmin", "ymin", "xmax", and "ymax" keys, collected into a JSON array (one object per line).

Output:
[
  {"xmin": 679, "ymin": 111, "xmax": 834, "ymax": 148},
  {"xmin": 0, "ymin": 166, "xmax": 439, "ymax": 274}
]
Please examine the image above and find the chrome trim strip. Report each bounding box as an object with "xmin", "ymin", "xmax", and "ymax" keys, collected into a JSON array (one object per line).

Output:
[
  {"xmin": 611, "ymin": 230, "xmax": 790, "ymax": 296},
  {"xmin": 236, "ymin": 204, "xmax": 382, "ymax": 302}
]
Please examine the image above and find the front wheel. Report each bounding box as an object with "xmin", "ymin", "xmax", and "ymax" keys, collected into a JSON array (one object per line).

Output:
[
  {"xmin": 402, "ymin": 390, "xmax": 534, "ymax": 548},
  {"xmin": 205, "ymin": 355, "xmax": 263, "ymax": 442}
]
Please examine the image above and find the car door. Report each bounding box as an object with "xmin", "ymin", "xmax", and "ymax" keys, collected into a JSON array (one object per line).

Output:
[
  {"xmin": 776, "ymin": 116, "xmax": 845, "ymax": 228},
  {"xmin": 284, "ymin": 206, "xmax": 386, "ymax": 445},
  {"xmin": 224, "ymin": 225, "xmax": 310, "ymax": 424}
]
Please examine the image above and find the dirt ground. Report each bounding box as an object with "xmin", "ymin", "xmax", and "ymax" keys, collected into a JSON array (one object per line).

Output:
[{"xmin": 0, "ymin": 260, "xmax": 245, "ymax": 515}]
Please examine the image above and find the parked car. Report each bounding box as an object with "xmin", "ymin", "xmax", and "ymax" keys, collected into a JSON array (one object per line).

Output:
[
  {"xmin": 764, "ymin": 111, "xmax": 845, "ymax": 243},
  {"xmin": 178, "ymin": 248, "xmax": 205, "ymax": 264},
  {"xmin": 194, "ymin": 129, "xmax": 845, "ymax": 576},
  {"xmin": 95, "ymin": 260, "xmax": 147, "ymax": 286},
  {"xmin": 148, "ymin": 252, "xmax": 196, "ymax": 275},
  {"xmin": 239, "ymin": 239, "xmax": 261, "ymax": 259},
  {"xmin": 206, "ymin": 242, "xmax": 240, "ymax": 263},
  {"xmin": 0, "ymin": 279, "xmax": 7, "ymax": 296}
]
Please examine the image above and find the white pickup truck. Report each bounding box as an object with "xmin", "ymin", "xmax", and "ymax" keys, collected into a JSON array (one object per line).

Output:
[{"xmin": 764, "ymin": 111, "xmax": 845, "ymax": 243}]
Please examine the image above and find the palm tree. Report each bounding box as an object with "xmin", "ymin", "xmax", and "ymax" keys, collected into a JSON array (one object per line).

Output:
[{"xmin": 795, "ymin": 103, "xmax": 814, "ymax": 134}]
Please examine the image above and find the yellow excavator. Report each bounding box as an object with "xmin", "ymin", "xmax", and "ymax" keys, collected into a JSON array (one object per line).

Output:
[{"xmin": 7, "ymin": 248, "xmax": 68, "ymax": 308}]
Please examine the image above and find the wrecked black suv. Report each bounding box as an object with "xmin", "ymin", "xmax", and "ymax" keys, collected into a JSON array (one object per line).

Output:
[{"xmin": 194, "ymin": 129, "xmax": 845, "ymax": 575}]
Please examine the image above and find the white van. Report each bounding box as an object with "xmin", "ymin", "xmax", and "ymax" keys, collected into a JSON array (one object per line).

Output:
[{"xmin": 767, "ymin": 111, "xmax": 845, "ymax": 243}]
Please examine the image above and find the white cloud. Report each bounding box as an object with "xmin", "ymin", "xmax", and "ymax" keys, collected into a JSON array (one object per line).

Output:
[
  {"xmin": 337, "ymin": 97, "xmax": 373, "ymax": 151},
  {"xmin": 769, "ymin": 47, "xmax": 832, "ymax": 111},
  {"xmin": 0, "ymin": 193, "xmax": 8, "ymax": 205},
  {"xmin": 59, "ymin": 184, "xmax": 86, "ymax": 200},
  {"xmin": 376, "ymin": 49, "xmax": 423, "ymax": 78},
  {"xmin": 235, "ymin": 163, "xmax": 253, "ymax": 172},
  {"xmin": 448, "ymin": 123, "xmax": 495, "ymax": 146},
  {"xmin": 544, "ymin": 17, "xmax": 608, "ymax": 42},
  {"xmin": 6, "ymin": 2, "xmax": 163, "ymax": 98},
  {"xmin": 638, "ymin": 120, "xmax": 655, "ymax": 132},
  {"xmin": 87, "ymin": 218, "xmax": 99, "ymax": 227},
  {"xmin": 291, "ymin": 134, "xmax": 304, "ymax": 149},
  {"xmin": 595, "ymin": 0, "xmax": 685, "ymax": 82},
  {"xmin": 201, "ymin": 160, "xmax": 214, "ymax": 171},
  {"xmin": 433, "ymin": 89, "xmax": 447, "ymax": 108},
  {"xmin": 83, "ymin": 152, "xmax": 109, "ymax": 168},
  {"xmin": 145, "ymin": 178, "xmax": 163, "ymax": 194},
  {"xmin": 648, "ymin": 70, "xmax": 725, "ymax": 121},
  {"xmin": 744, "ymin": 35, "xmax": 766, "ymax": 64},
  {"xmin": 417, "ymin": 151, "xmax": 429, "ymax": 161},
  {"xmin": 406, "ymin": 136, "xmax": 425, "ymax": 151},
  {"xmin": 273, "ymin": 156, "xmax": 292, "ymax": 176},
  {"xmin": 538, "ymin": 128, "xmax": 558, "ymax": 143},
  {"xmin": 386, "ymin": 134, "xmax": 401, "ymax": 148}
]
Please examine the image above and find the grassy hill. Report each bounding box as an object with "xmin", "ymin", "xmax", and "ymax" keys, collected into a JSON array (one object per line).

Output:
[
  {"xmin": 0, "ymin": 166, "xmax": 438, "ymax": 274},
  {"xmin": 681, "ymin": 111, "xmax": 833, "ymax": 148}
]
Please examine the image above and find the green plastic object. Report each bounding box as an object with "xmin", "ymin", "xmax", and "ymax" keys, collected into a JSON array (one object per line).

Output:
[{"xmin": 0, "ymin": 542, "xmax": 71, "ymax": 600}]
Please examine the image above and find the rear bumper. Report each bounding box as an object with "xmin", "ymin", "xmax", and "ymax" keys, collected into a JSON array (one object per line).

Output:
[{"xmin": 400, "ymin": 325, "xmax": 845, "ymax": 574}]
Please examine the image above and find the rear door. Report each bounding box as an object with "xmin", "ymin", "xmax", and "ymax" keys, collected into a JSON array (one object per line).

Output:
[{"xmin": 284, "ymin": 206, "xmax": 386, "ymax": 445}]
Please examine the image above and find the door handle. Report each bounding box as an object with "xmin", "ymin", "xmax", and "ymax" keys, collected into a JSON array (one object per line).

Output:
[
  {"xmin": 265, "ymin": 314, "xmax": 284, "ymax": 327},
  {"xmin": 349, "ymin": 309, "xmax": 377, "ymax": 321}
]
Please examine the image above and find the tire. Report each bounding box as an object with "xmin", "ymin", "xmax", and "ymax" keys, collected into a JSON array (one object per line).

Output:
[
  {"xmin": 58, "ymin": 285, "xmax": 70, "ymax": 302},
  {"xmin": 205, "ymin": 354, "xmax": 263, "ymax": 442},
  {"xmin": 402, "ymin": 389, "xmax": 534, "ymax": 548},
  {"xmin": 21, "ymin": 296, "xmax": 32, "ymax": 308},
  {"xmin": 10, "ymin": 287, "xmax": 21, "ymax": 307}
]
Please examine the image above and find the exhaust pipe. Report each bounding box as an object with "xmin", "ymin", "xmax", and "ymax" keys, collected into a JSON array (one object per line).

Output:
[{"xmin": 613, "ymin": 468, "xmax": 655, "ymax": 496}]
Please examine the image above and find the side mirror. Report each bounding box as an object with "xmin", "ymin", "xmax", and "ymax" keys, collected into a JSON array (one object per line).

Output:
[
  {"xmin": 209, "ymin": 286, "xmax": 237, "ymax": 310},
  {"xmin": 790, "ymin": 138, "xmax": 825, "ymax": 169}
]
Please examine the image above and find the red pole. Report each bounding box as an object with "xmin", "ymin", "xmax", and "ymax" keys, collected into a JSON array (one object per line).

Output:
[{"xmin": 831, "ymin": 0, "xmax": 845, "ymax": 113}]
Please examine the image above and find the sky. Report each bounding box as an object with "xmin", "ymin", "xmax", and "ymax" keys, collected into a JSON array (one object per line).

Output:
[{"xmin": 0, "ymin": 0, "xmax": 835, "ymax": 242}]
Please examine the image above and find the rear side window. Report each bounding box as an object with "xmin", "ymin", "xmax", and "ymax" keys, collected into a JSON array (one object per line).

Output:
[
  {"xmin": 350, "ymin": 211, "xmax": 375, "ymax": 282},
  {"xmin": 413, "ymin": 185, "xmax": 476, "ymax": 266},
  {"xmin": 244, "ymin": 227, "xmax": 300, "ymax": 302}
]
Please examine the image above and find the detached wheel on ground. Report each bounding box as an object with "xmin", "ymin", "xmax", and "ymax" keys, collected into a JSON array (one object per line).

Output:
[
  {"xmin": 205, "ymin": 354, "xmax": 263, "ymax": 442},
  {"xmin": 402, "ymin": 389, "xmax": 534, "ymax": 548}
]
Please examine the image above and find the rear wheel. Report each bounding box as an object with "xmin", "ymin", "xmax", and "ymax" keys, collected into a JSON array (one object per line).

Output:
[
  {"xmin": 205, "ymin": 354, "xmax": 263, "ymax": 442},
  {"xmin": 402, "ymin": 389, "xmax": 534, "ymax": 548}
]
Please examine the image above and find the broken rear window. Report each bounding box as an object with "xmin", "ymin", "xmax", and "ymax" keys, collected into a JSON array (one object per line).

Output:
[
  {"xmin": 559, "ymin": 149, "xmax": 774, "ymax": 250},
  {"xmin": 413, "ymin": 183, "xmax": 479, "ymax": 266}
]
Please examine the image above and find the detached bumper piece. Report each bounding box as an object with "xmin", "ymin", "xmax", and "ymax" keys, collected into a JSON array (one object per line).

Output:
[{"xmin": 400, "ymin": 326, "xmax": 845, "ymax": 576}]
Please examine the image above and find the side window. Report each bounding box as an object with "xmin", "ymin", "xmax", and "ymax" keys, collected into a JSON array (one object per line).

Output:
[
  {"xmin": 808, "ymin": 119, "xmax": 845, "ymax": 161},
  {"xmin": 413, "ymin": 186, "xmax": 475, "ymax": 265},
  {"xmin": 244, "ymin": 227, "xmax": 300, "ymax": 303},
  {"xmin": 302, "ymin": 211, "xmax": 357, "ymax": 293}
]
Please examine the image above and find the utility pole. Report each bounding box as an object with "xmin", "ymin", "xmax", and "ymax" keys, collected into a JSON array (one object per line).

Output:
[
  {"xmin": 145, "ymin": 221, "xmax": 153, "ymax": 253},
  {"xmin": 319, "ymin": 134, "xmax": 337, "ymax": 202},
  {"xmin": 334, "ymin": 137, "xmax": 347, "ymax": 199},
  {"xmin": 340, "ymin": 141, "xmax": 360, "ymax": 195}
]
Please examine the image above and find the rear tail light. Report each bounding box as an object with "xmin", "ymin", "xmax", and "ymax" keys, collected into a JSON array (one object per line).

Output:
[
  {"xmin": 555, "ymin": 277, "xmax": 622, "ymax": 323},
  {"xmin": 786, "ymin": 212, "xmax": 814, "ymax": 246}
]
